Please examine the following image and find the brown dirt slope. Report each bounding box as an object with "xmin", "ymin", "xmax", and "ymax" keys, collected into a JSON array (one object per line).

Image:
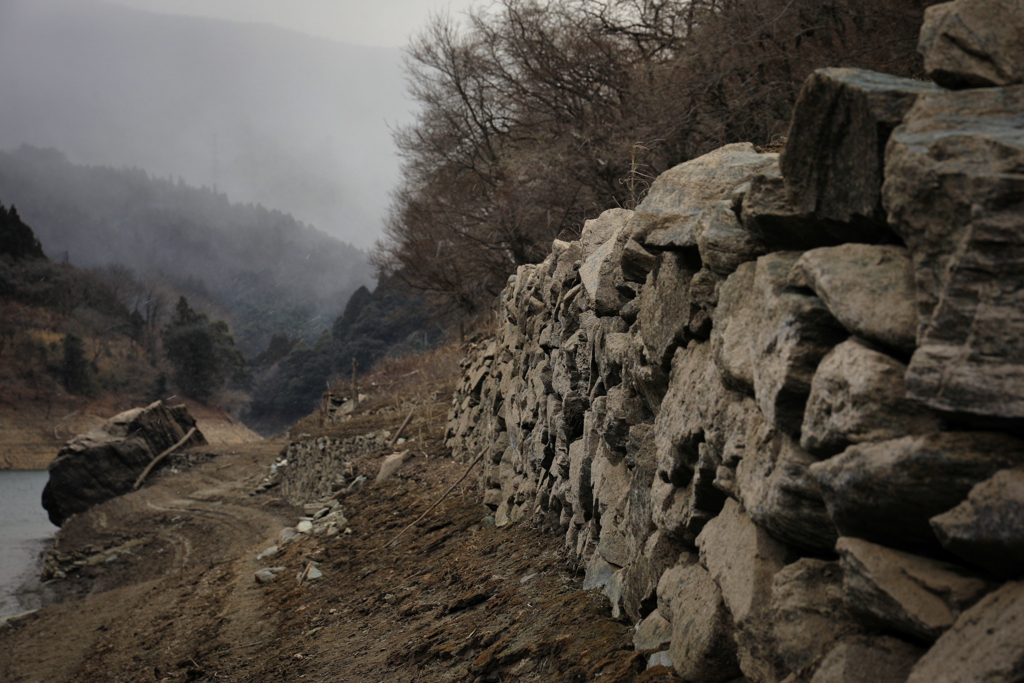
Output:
[{"xmin": 0, "ymin": 413, "xmax": 680, "ymax": 683}]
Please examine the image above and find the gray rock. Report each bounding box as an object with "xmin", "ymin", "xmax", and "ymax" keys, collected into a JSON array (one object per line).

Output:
[
  {"xmin": 905, "ymin": 581, "xmax": 1024, "ymax": 683},
  {"xmin": 919, "ymin": 0, "xmax": 1024, "ymax": 89},
  {"xmin": 837, "ymin": 537, "xmax": 993, "ymax": 642},
  {"xmin": 711, "ymin": 261, "xmax": 758, "ymax": 394},
  {"xmin": 375, "ymin": 450, "xmax": 412, "ymax": 484},
  {"xmin": 627, "ymin": 143, "xmax": 778, "ymax": 249},
  {"xmin": 647, "ymin": 651, "xmax": 673, "ymax": 670},
  {"xmin": 792, "ymin": 244, "xmax": 917, "ymax": 353},
  {"xmin": 750, "ymin": 252, "xmax": 847, "ymax": 434},
  {"xmin": 579, "ymin": 208, "xmax": 634, "ymax": 316},
  {"xmin": 772, "ymin": 559, "xmax": 860, "ymax": 673},
  {"xmin": 738, "ymin": 417, "xmax": 837, "ymax": 552},
  {"xmin": 633, "ymin": 608, "xmax": 673, "ymax": 651},
  {"xmin": 781, "ymin": 68, "xmax": 938, "ymax": 229},
  {"xmin": 655, "ymin": 343, "xmax": 719, "ymax": 487},
  {"xmin": 637, "ymin": 251, "xmax": 699, "ymax": 368},
  {"xmin": 255, "ymin": 566, "xmax": 287, "ymax": 584},
  {"xmin": 883, "ymin": 84, "xmax": 1024, "ymax": 423},
  {"xmin": 697, "ymin": 200, "xmax": 766, "ymax": 276},
  {"xmin": 582, "ymin": 547, "xmax": 618, "ymax": 591},
  {"xmin": 810, "ymin": 635, "xmax": 923, "ymax": 683},
  {"xmin": 621, "ymin": 530, "xmax": 683, "ymax": 623},
  {"xmin": 621, "ymin": 239, "xmax": 657, "ymax": 282},
  {"xmin": 800, "ymin": 339, "xmax": 941, "ymax": 457},
  {"xmin": 810, "ymin": 432, "xmax": 1024, "ymax": 553},
  {"xmin": 697, "ymin": 498, "xmax": 791, "ymax": 683},
  {"xmin": 657, "ymin": 559, "xmax": 742, "ymax": 682},
  {"xmin": 931, "ymin": 466, "xmax": 1024, "ymax": 578},
  {"xmin": 42, "ymin": 401, "xmax": 206, "ymax": 526}
]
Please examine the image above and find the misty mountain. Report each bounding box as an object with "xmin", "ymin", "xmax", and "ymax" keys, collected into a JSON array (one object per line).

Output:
[
  {"xmin": 0, "ymin": 0, "xmax": 412, "ymax": 249},
  {"xmin": 0, "ymin": 145, "xmax": 375, "ymax": 356}
]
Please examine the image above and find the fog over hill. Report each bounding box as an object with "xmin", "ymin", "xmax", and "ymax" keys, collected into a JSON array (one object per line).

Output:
[
  {"xmin": 0, "ymin": 146, "xmax": 375, "ymax": 356},
  {"xmin": 0, "ymin": 0, "xmax": 414, "ymax": 249}
]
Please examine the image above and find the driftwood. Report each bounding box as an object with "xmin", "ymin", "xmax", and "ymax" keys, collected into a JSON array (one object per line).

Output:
[
  {"xmin": 133, "ymin": 427, "xmax": 198, "ymax": 490},
  {"xmin": 387, "ymin": 406, "xmax": 417, "ymax": 449}
]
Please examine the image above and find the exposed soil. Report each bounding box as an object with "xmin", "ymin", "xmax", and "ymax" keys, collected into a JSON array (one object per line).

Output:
[
  {"xmin": 0, "ymin": 395, "xmax": 262, "ymax": 471},
  {"xmin": 0, "ymin": 415, "xmax": 680, "ymax": 682}
]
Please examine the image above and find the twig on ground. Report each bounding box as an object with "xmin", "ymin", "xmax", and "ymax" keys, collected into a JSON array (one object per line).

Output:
[
  {"xmin": 388, "ymin": 406, "xmax": 416, "ymax": 449},
  {"xmin": 375, "ymin": 450, "xmax": 485, "ymax": 552}
]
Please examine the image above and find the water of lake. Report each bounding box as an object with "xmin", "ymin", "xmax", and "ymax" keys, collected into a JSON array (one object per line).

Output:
[{"xmin": 0, "ymin": 470, "xmax": 57, "ymax": 617}]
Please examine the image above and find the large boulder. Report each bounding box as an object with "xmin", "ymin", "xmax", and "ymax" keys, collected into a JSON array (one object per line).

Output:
[
  {"xmin": 810, "ymin": 635, "xmax": 923, "ymax": 683},
  {"xmin": 800, "ymin": 339, "xmax": 941, "ymax": 458},
  {"xmin": 930, "ymin": 466, "xmax": 1024, "ymax": 578},
  {"xmin": 42, "ymin": 401, "xmax": 206, "ymax": 526},
  {"xmin": 657, "ymin": 558, "xmax": 742, "ymax": 682},
  {"xmin": 737, "ymin": 418, "xmax": 837, "ymax": 552},
  {"xmin": 905, "ymin": 581, "xmax": 1024, "ymax": 683},
  {"xmin": 883, "ymin": 84, "xmax": 1024, "ymax": 424},
  {"xmin": 781, "ymin": 68, "xmax": 938, "ymax": 230},
  {"xmin": 697, "ymin": 498, "xmax": 791, "ymax": 683},
  {"xmin": 771, "ymin": 559, "xmax": 861, "ymax": 673},
  {"xmin": 749, "ymin": 252, "xmax": 847, "ymax": 435},
  {"xmin": 918, "ymin": 0, "xmax": 1024, "ymax": 89},
  {"xmin": 579, "ymin": 209, "xmax": 635, "ymax": 317},
  {"xmin": 791, "ymin": 244, "xmax": 917, "ymax": 354},
  {"xmin": 628, "ymin": 143, "xmax": 778, "ymax": 249},
  {"xmin": 810, "ymin": 432, "xmax": 1024, "ymax": 553},
  {"xmin": 837, "ymin": 537, "xmax": 993, "ymax": 643}
]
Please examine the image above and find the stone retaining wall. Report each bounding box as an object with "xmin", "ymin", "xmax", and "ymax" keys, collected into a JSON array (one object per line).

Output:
[{"xmin": 445, "ymin": 3, "xmax": 1024, "ymax": 680}]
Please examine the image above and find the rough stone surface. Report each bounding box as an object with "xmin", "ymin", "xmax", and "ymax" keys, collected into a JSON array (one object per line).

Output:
[
  {"xmin": 579, "ymin": 208, "xmax": 634, "ymax": 316},
  {"xmin": 905, "ymin": 581, "xmax": 1024, "ymax": 683},
  {"xmin": 632, "ymin": 608, "xmax": 673, "ymax": 652},
  {"xmin": 810, "ymin": 432, "xmax": 1024, "ymax": 552},
  {"xmin": 42, "ymin": 401, "xmax": 206, "ymax": 526},
  {"xmin": 931, "ymin": 466, "xmax": 1024, "ymax": 578},
  {"xmin": 838, "ymin": 537, "xmax": 993, "ymax": 642},
  {"xmin": 697, "ymin": 200, "xmax": 766, "ymax": 276},
  {"xmin": 711, "ymin": 261, "xmax": 758, "ymax": 393},
  {"xmin": 738, "ymin": 419, "xmax": 837, "ymax": 552},
  {"xmin": 800, "ymin": 339, "xmax": 941, "ymax": 457},
  {"xmin": 628, "ymin": 143, "xmax": 778, "ymax": 249},
  {"xmin": 638, "ymin": 251, "xmax": 699, "ymax": 368},
  {"xmin": 792, "ymin": 244, "xmax": 917, "ymax": 353},
  {"xmin": 781, "ymin": 68, "xmax": 938, "ymax": 229},
  {"xmin": 919, "ymin": 0, "xmax": 1024, "ymax": 89},
  {"xmin": 697, "ymin": 498, "xmax": 790, "ymax": 683},
  {"xmin": 810, "ymin": 635, "xmax": 924, "ymax": 683},
  {"xmin": 883, "ymin": 84, "xmax": 1024, "ymax": 423},
  {"xmin": 657, "ymin": 559, "xmax": 742, "ymax": 682},
  {"xmin": 772, "ymin": 559, "xmax": 860, "ymax": 673},
  {"xmin": 750, "ymin": 252, "xmax": 847, "ymax": 435}
]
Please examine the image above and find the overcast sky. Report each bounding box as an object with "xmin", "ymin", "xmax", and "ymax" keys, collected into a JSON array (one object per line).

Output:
[
  {"xmin": 0, "ymin": 0, "xmax": 488, "ymax": 250},
  {"xmin": 104, "ymin": 0, "xmax": 476, "ymax": 47}
]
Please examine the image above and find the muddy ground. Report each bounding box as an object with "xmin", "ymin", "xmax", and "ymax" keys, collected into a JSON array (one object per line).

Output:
[{"xmin": 0, "ymin": 421, "xmax": 680, "ymax": 682}]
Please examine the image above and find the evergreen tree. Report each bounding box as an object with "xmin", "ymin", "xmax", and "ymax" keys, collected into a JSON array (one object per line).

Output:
[
  {"xmin": 61, "ymin": 333, "xmax": 96, "ymax": 396},
  {"xmin": 161, "ymin": 296, "xmax": 244, "ymax": 402},
  {"xmin": 0, "ymin": 202, "xmax": 47, "ymax": 261}
]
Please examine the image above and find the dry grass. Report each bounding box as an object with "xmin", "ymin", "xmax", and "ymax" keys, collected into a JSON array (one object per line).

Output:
[{"xmin": 288, "ymin": 340, "xmax": 466, "ymax": 446}]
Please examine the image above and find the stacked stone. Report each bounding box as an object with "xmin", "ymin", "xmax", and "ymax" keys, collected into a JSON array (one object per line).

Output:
[
  {"xmin": 445, "ymin": 2, "xmax": 1024, "ymax": 681},
  {"xmin": 280, "ymin": 431, "xmax": 391, "ymax": 504}
]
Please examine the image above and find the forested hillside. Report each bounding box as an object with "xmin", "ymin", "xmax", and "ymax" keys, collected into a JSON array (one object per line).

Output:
[
  {"xmin": 375, "ymin": 0, "xmax": 932, "ymax": 313},
  {"xmin": 0, "ymin": 146, "xmax": 375, "ymax": 357}
]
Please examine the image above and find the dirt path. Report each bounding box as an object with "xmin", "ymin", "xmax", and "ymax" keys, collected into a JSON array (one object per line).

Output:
[{"xmin": 0, "ymin": 436, "xmax": 679, "ymax": 683}]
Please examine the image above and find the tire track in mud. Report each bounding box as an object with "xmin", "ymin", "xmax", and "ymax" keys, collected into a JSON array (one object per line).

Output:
[{"xmin": 0, "ymin": 441, "xmax": 302, "ymax": 683}]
